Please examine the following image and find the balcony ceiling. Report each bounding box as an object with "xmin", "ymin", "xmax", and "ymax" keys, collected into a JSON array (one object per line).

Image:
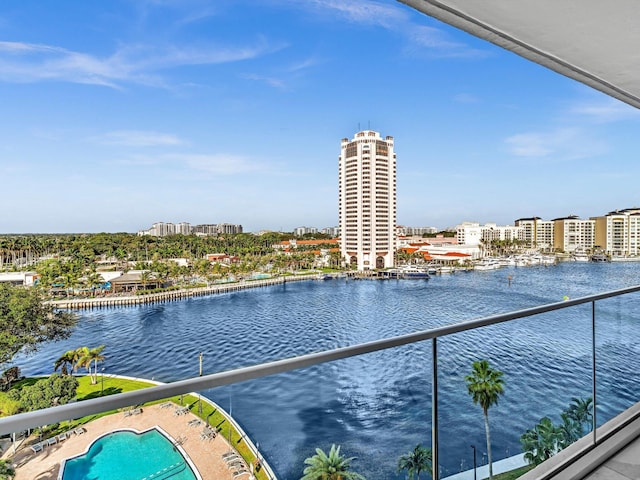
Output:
[{"xmin": 399, "ymin": 0, "xmax": 640, "ymax": 109}]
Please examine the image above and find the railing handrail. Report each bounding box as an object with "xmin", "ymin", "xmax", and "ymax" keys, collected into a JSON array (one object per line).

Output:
[{"xmin": 1, "ymin": 284, "xmax": 640, "ymax": 437}]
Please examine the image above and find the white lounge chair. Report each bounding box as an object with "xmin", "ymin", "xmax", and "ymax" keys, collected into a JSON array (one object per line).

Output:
[{"xmin": 30, "ymin": 443, "xmax": 43, "ymax": 453}]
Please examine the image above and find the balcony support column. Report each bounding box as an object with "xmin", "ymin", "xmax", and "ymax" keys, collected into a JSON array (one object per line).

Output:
[
  {"xmin": 432, "ymin": 337, "xmax": 439, "ymax": 480},
  {"xmin": 592, "ymin": 300, "xmax": 598, "ymax": 445}
]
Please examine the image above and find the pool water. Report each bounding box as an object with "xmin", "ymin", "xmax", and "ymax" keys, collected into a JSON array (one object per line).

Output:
[{"xmin": 61, "ymin": 428, "xmax": 197, "ymax": 480}]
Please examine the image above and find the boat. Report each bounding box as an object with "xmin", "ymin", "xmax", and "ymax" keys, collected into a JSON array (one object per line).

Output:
[
  {"xmin": 591, "ymin": 253, "xmax": 610, "ymax": 262},
  {"xmin": 572, "ymin": 248, "xmax": 590, "ymax": 262},
  {"xmin": 473, "ymin": 259, "xmax": 502, "ymax": 271},
  {"xmin": 398, "ymin": 266, "xmax": 431, "ymax": 279}
]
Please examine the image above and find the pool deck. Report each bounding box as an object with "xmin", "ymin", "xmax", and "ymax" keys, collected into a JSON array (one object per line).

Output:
[{"xmin": 5, "ymin": 402, "xmax": 248, "ymax": 480}]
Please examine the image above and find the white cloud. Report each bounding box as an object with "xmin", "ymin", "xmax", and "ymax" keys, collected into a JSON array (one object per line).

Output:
[
  {"xmin": 0, "ymin": 39, "xmax": 283, "ymax": 89},
  {"xmin": 570, "ymin": 98, "xmax": 640, "ymax": 123},
  {"xmin": 168, "ymin": 153, "xmax": 268, "ymax": 175},
  {"xmin": 99, "ymin": 131, "xmax": 185, "ymax": 147},
  {"xmin": 309, "ymin": 0, "xmax": 408, "ymax": 28},
  {"xmin": 505, "ymin": 127, "xmax": 607, "ymax": 160},
  {"xmin": 241, "ymin": 73, "xmax": 286, "ymax": 89},
  {"xmin": 453, "ymin": 93, "xmax": 480, "ymax": 104}
]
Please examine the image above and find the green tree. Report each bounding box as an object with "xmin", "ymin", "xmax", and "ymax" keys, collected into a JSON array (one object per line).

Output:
[
  {"xmin": 397, "ymin": 444, "xmax": 432, "ymax": 480},
  {"xmin": 465, "ymin": 360, "xmax": 505, "ymax": 480},
  {"xmin": 76, "ymin": 345, "xmax": 105, "ymax": 384},
  {"xmin": 301, "ymin": 444, "xmax": 365, "ymax": 480},
  {"xmin": 8, "ymin": 374, "xmax": 78, "ymax": 411},
  {"xmin": 565, "ymin": 397, "xmax": 593, "ymax": 437},
  {"xmin": 54, "ymin": 349, "xmax": 80, "ymax": 376},
  {"xmin": 0, "ymin": 459, "xmax": 15, "ymax": 480},
  {"xmin": 0, "ymin": 284, "xmax": 77, "ymax": 366},
  {"xmin": 520, "ymin": 416, "xmax": 562, "ymax": 466}
]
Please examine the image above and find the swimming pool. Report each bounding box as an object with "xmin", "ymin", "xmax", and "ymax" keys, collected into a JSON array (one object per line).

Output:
[{"xmin": 60, "ymin": 427, "xmax": 199, "ymax": 480}]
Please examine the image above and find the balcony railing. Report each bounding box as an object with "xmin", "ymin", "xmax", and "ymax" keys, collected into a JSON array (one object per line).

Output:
[{"xmin": 2, "ymin": 284, "xmax": 640, "ymax": 479}]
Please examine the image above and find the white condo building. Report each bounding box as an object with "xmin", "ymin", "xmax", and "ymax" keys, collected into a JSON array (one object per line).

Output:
[{"xmin": 339, "ymin": 130, "xmax": 396, "ymax": 271}]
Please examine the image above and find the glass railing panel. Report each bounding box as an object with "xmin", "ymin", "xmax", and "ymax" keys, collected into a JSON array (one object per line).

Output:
[
  {"xmin": 593, "ymin": 293, "xmax": 640, "ymax": 430},
  {"xmin": 436, "ymin": 303, "xmax": 595, "ymax": 478},
  {"xmin": 203, "ymin": 342, "xmax": 435, "ymax": 480}
]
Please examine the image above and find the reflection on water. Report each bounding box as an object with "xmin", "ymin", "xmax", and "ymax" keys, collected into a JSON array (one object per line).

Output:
[{"xmin": 15, "ymin": 262, "xmax": 640, "ymax": 479}]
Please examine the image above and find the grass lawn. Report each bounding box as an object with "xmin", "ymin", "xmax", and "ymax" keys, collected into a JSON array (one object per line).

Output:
[
  {"xmin": 490, "ymin": 464, "xmax": 536, "ymax": 479},
  {"xmin": 2, "ymin": 374, "xmax": 269, "ymax": 480}
]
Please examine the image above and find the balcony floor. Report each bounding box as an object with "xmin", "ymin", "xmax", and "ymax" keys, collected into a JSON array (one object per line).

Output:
[{"xmin": 584, "ymin": 435, "xmax": 640, "ymax": 480}]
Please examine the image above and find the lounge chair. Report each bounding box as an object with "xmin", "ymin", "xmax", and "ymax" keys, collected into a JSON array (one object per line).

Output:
[
  {"xmin": 124, "ymin": 410, "xmax": 132, "ymax": 417},
  {"xmin": 233, "ymin": 469, "xmax": 250, "ymax": 478},
  {"xmin": 159, "ymin": 401, "xmax": 172, "ymax": 409},
  {"xmin": 57, "ymin": 433, "xmax": 68, "ymax": 442},
  {"xmin": 30, "ymin": 443, "xmax": 43, "ymax": 453},
  {"xmin": 227, "ymin": 460, "xmax": 245, "ymax": 470},
  {"xmin": 74, "ymin": 427, "xmax": 86, "ymax": 435},
  {"xmin": 222, "ymin": 451, "xmax": 239, "ymax": 459},
  {"xmin": 132, "ymin": 408, "xmax": 142, "ymax": 415}
]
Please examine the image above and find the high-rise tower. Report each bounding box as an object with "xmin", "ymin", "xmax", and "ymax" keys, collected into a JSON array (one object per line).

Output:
[{"xmin": 339, "ymin": 130, "xmax": 396, "ymax": 271}]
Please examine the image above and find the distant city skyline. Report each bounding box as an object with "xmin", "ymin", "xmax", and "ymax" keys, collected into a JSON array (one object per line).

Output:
[{"xmin": 2, "ymin": 1, "xmax": 640, "ymax": 234}]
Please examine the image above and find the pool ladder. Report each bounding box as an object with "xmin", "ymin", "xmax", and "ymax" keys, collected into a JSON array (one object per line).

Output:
[{"xmin": 140, "ymin": 460, "xmax": 186, "ymax": 480}]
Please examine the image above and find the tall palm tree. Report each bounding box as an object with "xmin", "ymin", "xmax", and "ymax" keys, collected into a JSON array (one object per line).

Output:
[
  {"xmin": 76, "ymin": 345, "xmax": 106, "ymax": 384},
  {"xmin": 301, "ymin": 444, "xmax": 365, "ymax": 480},
  {"xmin": 465, "ymin": 359, "xmax": 504, "ymax": 480},
  {"xmin": 397, "ymin": 444, "xmax": 432, "ymax": 480},
  {"xmin": 54, "ymin": 349, "xmax": 79, "ymax": 376}
]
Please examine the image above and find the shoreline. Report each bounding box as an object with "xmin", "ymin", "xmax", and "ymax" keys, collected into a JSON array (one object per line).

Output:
[{"xmin": 48, "ymin": 274, "xmax": 325, "ymax": 310}]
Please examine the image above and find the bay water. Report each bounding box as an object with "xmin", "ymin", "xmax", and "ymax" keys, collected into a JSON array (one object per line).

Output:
[{"xmin": 14, "ymin": 262, "xmax": 640, "ymax": 478}]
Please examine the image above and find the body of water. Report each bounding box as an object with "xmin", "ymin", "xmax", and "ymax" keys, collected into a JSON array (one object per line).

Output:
[{"xmin": 14, "ymin": 262, "xmax": 640, "ymax": 479}]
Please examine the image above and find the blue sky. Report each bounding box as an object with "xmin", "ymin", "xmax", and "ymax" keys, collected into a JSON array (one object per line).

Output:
[{"xmin": 2, "ymin": 0, "xmax": 640, "ymax": 234}]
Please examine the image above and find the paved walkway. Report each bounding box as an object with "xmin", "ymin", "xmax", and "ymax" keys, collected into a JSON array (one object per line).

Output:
[{"xmin": 443, "ymin": 454, "xmax": 527, "ymax": 480}]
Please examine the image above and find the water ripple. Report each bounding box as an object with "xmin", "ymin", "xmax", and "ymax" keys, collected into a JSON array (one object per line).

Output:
[{"xmin": 13, "ymin": 263, "xmax": 640, "ymax": 479}]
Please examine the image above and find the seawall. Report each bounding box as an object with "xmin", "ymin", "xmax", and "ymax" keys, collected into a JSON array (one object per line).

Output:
[{"xmin": 49, "ymin": 274, "xmax": 324, "ymax": 310}]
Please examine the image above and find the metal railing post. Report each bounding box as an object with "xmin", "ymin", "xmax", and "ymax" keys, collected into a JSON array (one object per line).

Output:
[
  {"xmin": 432, "ymin": 337, "xmax": 439, "ymax": 480},
  {"xmin": 592, "ymin": 300, "xmax": 597, "ymax": 445}
]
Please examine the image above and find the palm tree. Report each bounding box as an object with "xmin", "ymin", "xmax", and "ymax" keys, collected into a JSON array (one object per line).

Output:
[
  {"xmin": 566, "ymin": 397, "xmax": 593, "ymax": 437},
  {"xmin": 520, "ymin": 417, "xmax": 562, "ymax": 466},
  {"xmin": 465, "ymin": 359, "xmax": 505, "ymax": 480},
  {"xmin": 54, "ymin": 349, "xmax": 79, "ymax": 376},
  {"xmin": 301, "ymin": 444, "xmax": 365, "ymax": 480},
  {"xmin": 397, "ymin": 444, "xmax": 432, "ymax": 480},
  {"xmin": 76, "ymin": 345, "xmax": 106, "ymax": 384}
]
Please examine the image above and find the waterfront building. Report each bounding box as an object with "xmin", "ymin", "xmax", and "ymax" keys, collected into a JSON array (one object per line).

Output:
[
  {"xmin": 592, "ymin": 208, "xmax": 640, "ymax": 257},
  {"xmin": 338, "ymin": 130, "xmax": 396, "ymax": 270},
  {"xmin": 480, "ymin": 223, "xmax": 525, "ymax": 243},
  {"xmin": 552, "ymin": 215, "xmax": 596, "ymax": 253},
  {"xmin": 455, "ymin": 222, "xmax": 482, "ymax": 246},
  {"xmin": 514, "ymin": 217, "xmax": 554, "ymax": 250}
]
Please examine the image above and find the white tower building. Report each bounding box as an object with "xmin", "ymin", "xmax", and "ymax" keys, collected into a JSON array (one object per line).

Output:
[{"xmin": 339, "ymin": 130, "xmax": 396, "ymax": 271}]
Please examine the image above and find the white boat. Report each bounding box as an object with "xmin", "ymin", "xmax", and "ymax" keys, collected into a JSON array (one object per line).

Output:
[
  {"xmin": 572, "ymin": 251, "xmax": 590, "ymax": 262},
  {"xmin": 473, "ymin": 259, "xmax": 502, "ymax": 271},
  {"xmin": 400, "ymin": 266, "xmax": 431, "ymax": 279}
]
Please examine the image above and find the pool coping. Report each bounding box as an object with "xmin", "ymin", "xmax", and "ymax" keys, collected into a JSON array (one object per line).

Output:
[{"xmin": 57, "ymin": 425, "xmax": 203, "ymax": 480}]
